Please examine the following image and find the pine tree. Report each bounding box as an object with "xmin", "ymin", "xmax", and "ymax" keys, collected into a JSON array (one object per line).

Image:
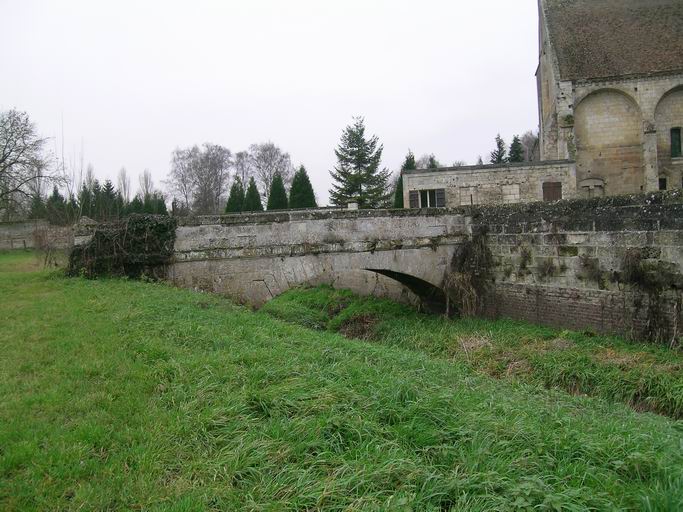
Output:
[
  {"xmin": 328, "ymin": 117, "xmax": 391, "ymax": 209},
  {"xmin": 78, "ymin": 182, "xmax": 93, "ymax": 218},
  {"xmin": 289, "ymin": 166, "xmax": 317, "ymax": 209},
  {"xmin": 489, "ymin": 134, "xmax": 507, "ymax": 164},
  {"xmin": 428, "ymin": 155, "xmax": 439, "ymax": 169},
  {"xmin": 102, "ymin": 180, "xmax": 117, "ymax": 220},
  {"xmin": 45, "ymin": 186, "xmax": 67, "ymax": 225},
  {"xmin": 243, "ymin": 177, "xmax": 264, "ymax": 212},
  {"xmin": 508, "ymin": 135, "xmax": 524, "ymax": 163},
  {"xmin": 225, "ymin": 178, "xmax": 245, "ymax": 213},
  {"xmin": 266, "ymin": 172, "xmax": 289, "ymax": 210},
  {"xmin": 393, "ymin": 151, "xmax": 416, "ymax": 208},
  {"xmin": 29, "ymin": 194, "xmax": 46, "ymax": 219},
  {"xmin": 92, "ymin": 180, "xmax": 103, "ymax": 220},
  {"xmin": 126, "ymin": 195, "xmax": 144, "ymax": 215}
]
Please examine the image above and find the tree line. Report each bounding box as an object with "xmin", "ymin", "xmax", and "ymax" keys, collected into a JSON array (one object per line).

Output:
[{"xmin": 1, "ymin": 107, "xmax": 540, "ymax": 224}]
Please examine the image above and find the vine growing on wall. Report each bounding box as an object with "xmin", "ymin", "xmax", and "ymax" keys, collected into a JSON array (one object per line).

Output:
[
  {"xmin": 443, "ymin": 228, "xmax": 493, "ymax": 317},
  {"xmin": 620, "ymin": 248, "xmax": 682, "ymax": 346},
  {"xmin": 68, "ymin": 214, "xmax": 177, "ymax": 279}
]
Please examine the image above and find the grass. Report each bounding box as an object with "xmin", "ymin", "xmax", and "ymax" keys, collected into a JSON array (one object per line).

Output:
[
  {"xmin": 263, "ymin": 286, "xmax": 683, "ymax": 419},
  {"xmin": 0, "ymin": 251, "xmax": 682, "ymax": 510}
]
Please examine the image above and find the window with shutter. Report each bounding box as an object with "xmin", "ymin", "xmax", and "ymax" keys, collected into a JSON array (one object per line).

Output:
[
  {"xmin": 408, "ymin": 190, "xmax": 419, "ymax": 208},
  {"xmin": 435, "ymin": 189, "xmax": 446, "ymax": 207},
  {"xmin": 542, "ymin": 182, "xmax": 562, "ymax": 202},
  {"xmin": 672, "ymin": 128, "xmax": 682, "ymax": 158}
]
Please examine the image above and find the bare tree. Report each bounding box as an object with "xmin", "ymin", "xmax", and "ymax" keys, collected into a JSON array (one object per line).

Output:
[
  {"xmin": 166, "ymin": 147, "xmax": 198, "ymax": 210},
  {"xmin": 117, "ymin": 167, "xmax": 131, "ymax": 203},
  {"xmin": 521, "ymin": 130, "xmax": 539, "ymax": 162},
  {"xmin": 192, "ymin": 143, "xmax": 232, "ymax": 214},
  {"xmin": 249, "ymin": 142, "xmax": 292, "ymax": 200},
  {"xmin": 0, "ymin": 109, "xmax": 54, "ymax": 220},
  {"xmin": 139, "ymin": 169, "xmax": 154, "ymax": 198},
  {"xmin": 451, "ymin": 160, "xmax": 467, "ymax": 167},
  {"xmin": 233, "ymin": 151, "xmax": 253, "ymax": 185}
]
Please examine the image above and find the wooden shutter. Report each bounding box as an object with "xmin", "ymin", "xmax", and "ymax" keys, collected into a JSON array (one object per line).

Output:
[
  {"xmin": 435, "ymin": 189, "xmax": 446, "ymax": 207},
  {"xmin": 542, "ymin": 182, "xmax": 562, "ymax": 202},
  {"xmin": 408, "ymin": 190, "xmax": 419, "ymax": 208},
  {"xmin": 672, "ymin": 128, "xmax": 682, "ymax": 158}
]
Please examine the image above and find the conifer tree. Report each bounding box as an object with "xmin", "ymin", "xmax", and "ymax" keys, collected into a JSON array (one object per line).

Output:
[
  {"xmin": 289, "ymin": 166, "xmax": 317, "ymax": 209},
  {"xmin": 508, "ymin": 135, "xmax": 524, "ymax": 163},
  {"xmin": 78, "ymin": 182, "xmax": 93, "ymax": 218},
  {"xmin": 225, "ymin": 178, "xmax": 245, "ymax": 213},
  {"xmin": 393, "ymin": 151, "xmax": 416, "ymax": 208},
  {"xmin": 45, "ymin": 186, "xmax": 67, "ymax": 225},
  {"xmin": 127, "ymin": 195, "xmax": 144, "ymax": 214},
  {"xmin": 489, "ymin": 134, "xmax": 507, "ymax": 164},
  {"xmin": 266, "ymin": 172, "xmax": 288, "ymax": 210},
  {"xmin": 427, "ymin": 155, "xmax": 439, "ymax": 169},
  {"xmin": 328, "ymin": 117, "xmax": 391, "ymax": 209},
  {"xmin": 243, "ymin": 177, "xmax": 264, "ymax": 212},
  {"xmin": 102, "ymin": 180, "xmax": 116, "ymax": 220},
  {"xmin": 29, "ymin": 194, "xmax": 46, "ymax": 219}
]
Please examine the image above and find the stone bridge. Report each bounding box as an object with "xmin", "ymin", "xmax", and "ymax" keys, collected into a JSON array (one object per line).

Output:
[
  {"xmin": 167, "ymin": 195, "xmax": 683, "ymax": 341},
  {"xmin": 170, "ymin": 209, "xmax": 470, "ymax": 308}
]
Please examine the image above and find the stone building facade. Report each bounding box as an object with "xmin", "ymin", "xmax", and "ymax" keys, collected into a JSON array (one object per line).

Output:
[{"xmin": 403, "ymin": 0, "xmax": 683, "ymax": 208}]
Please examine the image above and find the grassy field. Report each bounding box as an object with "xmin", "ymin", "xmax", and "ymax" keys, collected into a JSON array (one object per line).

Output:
[
  {"xmin": 1, "ymin": 251, "xmax": 682, "ymax": 511},
  {"xmin": 263, "ymin": 287, "xmax": 683, "ymax": 419}
]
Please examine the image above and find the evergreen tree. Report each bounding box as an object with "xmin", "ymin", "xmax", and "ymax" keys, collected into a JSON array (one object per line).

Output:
[
  {"xmin": 328, "ymin": 117, "xmax": 391, "ymax": 209},
  {"xmin": 490, "ymin": 134, "xmax": 507, "ymax": 164},
  {"xmin": 66, "ymin": 195, "xmax": 79, "ymax": 224},
  {"xmin": 102, "ymin": 180, "xmax": 117, "ymax": 220},
  {"xmin": 29, "ymin": 194, "xmax": 46, "ymax": 219},
  {"xmin": 243, "ymin": 177, "xmax": 264, "ymax": 212},
  {"xmin": 428, "ymin": 155, "xmax": 439, "ymax": 169},
  {"xmin": 78, "ymin": 182, "xmax": 93, "ymax": 218},
  {"xmin": 508, "ymin": 135, "xmax": 524, "ymax": 163},
  {"xmin": 477, "ymin": 156, "xmax": 484, "ymax": 165},
  {"xmin": 225, "ymin": 178, "xmax": 245, "ymax": 213},
  {"xmin": 127, "ymin": 195, "xmax": 144, "ymax": 215},
  {"xmin": 266, "ymin": 172, "xmax": 289, "ymax": 210},
  {"xmin": 45, "ymin": 186, "xmax": 67, "ymax": 225},
  {"xmin": 393, "ymin": 151, "xmax": 417, "ymax": 208},
  {"xmin": 92, "ymin": 180, "xmax": 103, "ymax": 220},
  {"xmin": 289, "ymin": 166, "xmax": 317, "ymax": 209}
]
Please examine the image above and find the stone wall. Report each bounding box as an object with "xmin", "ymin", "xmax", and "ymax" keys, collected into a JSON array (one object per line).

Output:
[
  {"xmin": 467, "ymin": 194, "xmax": 683, "ymax": 340},
  {"xmin": 72, "ymin": 193, "xmax": 683, "ymax": 342},
  {"xmin": 402, "ymin": 160, "xmax": 576, "ymax": 207},
  {"xmin": 170, "ymin": 209, "xmax": 467, "ymax": 306},
  {"xmin": 0, "ymin": 220, "xmax": 74, "ymax": 251}
]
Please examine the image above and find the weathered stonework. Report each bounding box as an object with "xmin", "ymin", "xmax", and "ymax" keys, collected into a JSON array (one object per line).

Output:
[
  {"xmin": 160, "ymin": 193, "xmax": 683, "ymax": 341},
  {"xmin": 406, "ymin": 1, "xmax": 683, "ymax": 206},
  {"xmin": 0, "ymin": 220, "xmax": 73, "ymax": 251},
  {"xmin": 402, "ymin": 161, "xmax": 576, "ymax": 207},
  {"xmin": 538, "ymin": 0, "xmax": 683, "ymax": 196}
]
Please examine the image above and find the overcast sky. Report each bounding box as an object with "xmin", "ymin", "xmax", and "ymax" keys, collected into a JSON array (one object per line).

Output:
[{"xmin": 1, "ymin": 0, "xmax": 540, "ymax": 205}]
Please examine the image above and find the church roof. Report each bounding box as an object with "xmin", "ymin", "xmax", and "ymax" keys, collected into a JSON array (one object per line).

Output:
[{"xmin": 543, "ymin": 0, "xmax": 683, "ymax": 81}]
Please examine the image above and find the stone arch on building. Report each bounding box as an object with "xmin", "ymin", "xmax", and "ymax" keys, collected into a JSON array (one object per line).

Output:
[
  {"xmin": 654, "ymin": 85, "xmax": 683, "ymax": 189},
  {"xmin": 574, "ymin": 88, "xmax": 644, "ymax": 197}
]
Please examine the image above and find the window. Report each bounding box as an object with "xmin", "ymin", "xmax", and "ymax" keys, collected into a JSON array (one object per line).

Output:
[
  {"xmin": 659, "ymin": 177, "xmax": 667, "ymax": 191},
  {"xmin": 672, "ymin": 128, "xmax": 682, "ymax": 158},
  {"xmin": 542, "ymin": 182, "xmax": 562, "ymax": 202},
  {"xmin": 409, "ymin": 189, "xmax": 446, "ymax": 208},
  {"xmin": 408, "ymin": 190, "xmax": 419, "ymax": 209}
]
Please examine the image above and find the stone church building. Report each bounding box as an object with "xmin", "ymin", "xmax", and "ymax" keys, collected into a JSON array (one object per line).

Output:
[{"xmin": 403, "ymin": 0, "xmax": 683, "ymax": 208}]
